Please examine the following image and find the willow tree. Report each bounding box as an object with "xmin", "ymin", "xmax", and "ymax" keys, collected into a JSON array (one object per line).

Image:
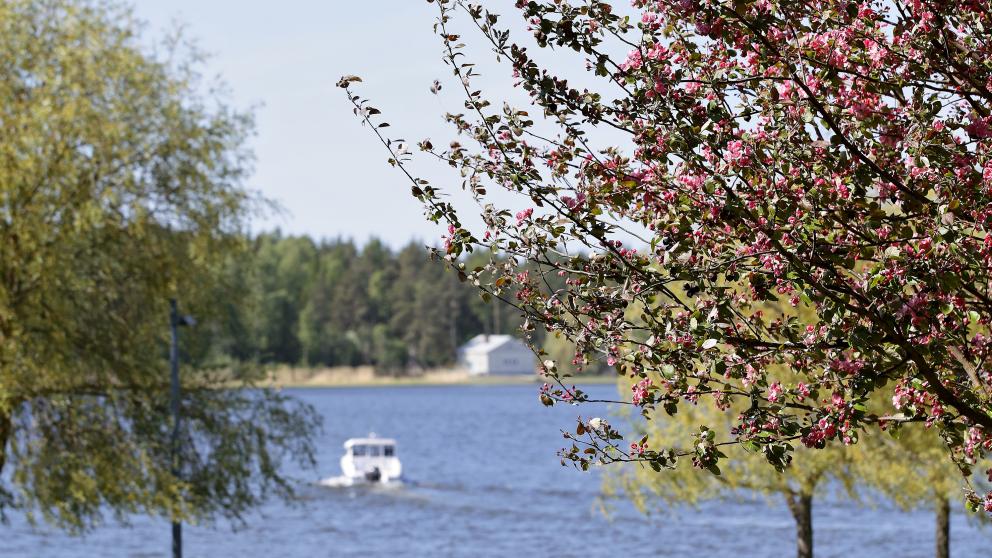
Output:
[
  {"xmin": 0, "ymin": 0, "xmax": 318, "ymax": 530},
  {"xmin": 607, "ymin": 384, "xmax": 987, "ymax": 558},
  {"xmin": 343, "ymin": 0, "xmax": 992, "ymax": 515},
  {"xmin": 850, "ymin": 411, "xmax": 991, "ymax": 558},
  {"xmin": 604, "ymin": 379, "xmax": 856, "ymax": 558}
]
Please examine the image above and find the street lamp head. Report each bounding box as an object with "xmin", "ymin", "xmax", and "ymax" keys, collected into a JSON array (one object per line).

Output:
[{"xmin": 178, "ymin": 315, "xmax": 196, "ymax": 327}]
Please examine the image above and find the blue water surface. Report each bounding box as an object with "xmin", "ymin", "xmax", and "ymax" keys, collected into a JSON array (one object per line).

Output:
[{"xmin": 4, "ymin": 384, "xmax": 988, "ymax": 557}]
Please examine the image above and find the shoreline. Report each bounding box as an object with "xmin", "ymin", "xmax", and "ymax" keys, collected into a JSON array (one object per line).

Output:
[{"xmin": 261, "ymin": 365, "xmax": 618, "ymax": 389}]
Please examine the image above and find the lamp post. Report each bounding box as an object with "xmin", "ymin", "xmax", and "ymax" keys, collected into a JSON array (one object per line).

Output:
[{"xmin": 169, "ymin": 299, "xmax": 195, "ymax": 558}]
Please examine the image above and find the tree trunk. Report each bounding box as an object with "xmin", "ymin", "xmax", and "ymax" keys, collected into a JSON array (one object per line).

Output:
[
  {"xmin": 0, "ymin": 408, "xmax": 11, "ymax": 476},
  {"xmin": 936, "ymin": 496, "xmax": 949, "ymax": 558},
  {"xmin": 787, "ymin": 493, "xmax": 814, "ymax": 558}
]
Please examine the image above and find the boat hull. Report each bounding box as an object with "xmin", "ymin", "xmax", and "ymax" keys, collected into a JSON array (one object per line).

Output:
[{"xmin": 340, "ymin": 455, "xmax": 402, "ymax": 483}]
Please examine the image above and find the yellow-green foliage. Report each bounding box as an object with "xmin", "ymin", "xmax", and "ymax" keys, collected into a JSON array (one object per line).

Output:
[
  {"xmin": 605, "ymin": 383, "xmax": 856, "ymax": 513},
  {"xmin": 847, "ymin": 392, "xmax": 990, "ymax": 516},
  {"xmin": 607, "ymin": 378, "xmax": 990, "ymax": 524},
  {"xmin": 849, "ymin": 423, "xmax": 960, "ymax": 510},
  {"xmin": 0, "ymin": 0, "xmax": 318, "ymax": 532}
]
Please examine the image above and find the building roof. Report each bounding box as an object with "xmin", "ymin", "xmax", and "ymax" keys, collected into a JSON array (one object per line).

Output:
[{"xmin": 459, "ymin": 334, "xmax": 528, "ymax": 354}]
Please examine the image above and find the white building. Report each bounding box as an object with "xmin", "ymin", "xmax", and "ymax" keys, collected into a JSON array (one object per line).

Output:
[{"xmin": 457, "ymin": 334, "xmax": 536, "ymax": 375}]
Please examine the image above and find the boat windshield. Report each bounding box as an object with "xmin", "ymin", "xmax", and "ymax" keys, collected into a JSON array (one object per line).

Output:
[{"xmin": 348, "ymin": 442, "xmax": 395, "ymax": 457}]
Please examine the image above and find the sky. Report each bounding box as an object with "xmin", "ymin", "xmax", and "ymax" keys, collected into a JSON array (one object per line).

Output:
[{"xmin": 129, "ymin": 0, "xmax": 533, "ymax": 248}]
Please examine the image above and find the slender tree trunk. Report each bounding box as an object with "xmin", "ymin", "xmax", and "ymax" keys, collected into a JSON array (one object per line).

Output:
[
  {"xmin": 0, "ymin": 408, "xmax": 11, "ymax": 476},
  {"xmin": 787, "ymin": 493, "xmax": 814, "ymax": 558},
  {"xmin": 936, "ymin": 496, "xmax": 950, "ymax": 558}
]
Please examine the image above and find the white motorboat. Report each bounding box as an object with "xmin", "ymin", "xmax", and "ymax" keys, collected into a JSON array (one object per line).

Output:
[{"xmin": 339, "ymin": 434, "xmax": 402, "ymax": 483}]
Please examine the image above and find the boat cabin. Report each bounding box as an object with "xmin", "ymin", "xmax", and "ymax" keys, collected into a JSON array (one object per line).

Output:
[{"xmin": 344, "ymin": 437, "xmax": 397, "ymax": 458}]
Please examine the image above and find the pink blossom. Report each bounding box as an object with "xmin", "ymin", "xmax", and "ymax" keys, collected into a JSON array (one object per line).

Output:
[
  {"xmin": 966, "ymin": 116, "xmax": 992, "ymax": 140},
  {"xmin": 831, "ymin": 392, "xmax": 845, "ymax": 407},
  {"xmin": 621, "ymin": 49, "xmax": 643, "ymax": 71},
  {"xmin": 443, "ymin": 224, "xmax": 456, "ymax": 251},
  {"xmin": 631, "ymin": 377, "xmax": 652, "ymax": 406},
  {"xmin": 864, "ymin": 39, "xmax": 887, "ymax": 67},
  {"xmin": 683, "ymin": 81, "xmax": 702, "ymax": 94},
  {"xmin": 723, "ymin": 140, "xmax": 751, "ymax": 167},
  {"xmin": 767, "ymin": 382, "xmax": 783, "ymax": 403},
  {"xmin": 562, "ymin": 192, "xmax": 586, "ymax": 210},
  {"xmin": 646, "ymin": 42, "xmax": 669, "ymax": 61}
]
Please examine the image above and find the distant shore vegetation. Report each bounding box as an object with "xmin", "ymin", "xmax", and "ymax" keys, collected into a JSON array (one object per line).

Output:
[{"xmin": 200, "ymin": 233, "xmax": 603, "ymax": 378}]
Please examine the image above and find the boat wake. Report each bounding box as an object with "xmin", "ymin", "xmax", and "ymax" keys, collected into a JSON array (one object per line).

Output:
[{"xmin": 317, "ymin": 475, "xmax": 405, "ymax": 489}]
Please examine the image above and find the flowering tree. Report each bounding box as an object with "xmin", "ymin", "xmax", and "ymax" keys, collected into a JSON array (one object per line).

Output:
[{"xmin": 342, "ymin": 0, "xmax": 992, "ymax": 513}]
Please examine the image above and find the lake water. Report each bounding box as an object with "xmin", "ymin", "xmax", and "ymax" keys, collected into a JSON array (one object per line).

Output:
[{"xmin": 4, "ymin": 384, "xmax": 989, "ymax": 557}]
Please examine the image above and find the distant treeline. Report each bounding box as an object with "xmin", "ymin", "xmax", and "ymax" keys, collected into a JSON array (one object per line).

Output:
[{"xmin": 204, "ymin": 233, "xmax": 541, "ymax": 373}]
